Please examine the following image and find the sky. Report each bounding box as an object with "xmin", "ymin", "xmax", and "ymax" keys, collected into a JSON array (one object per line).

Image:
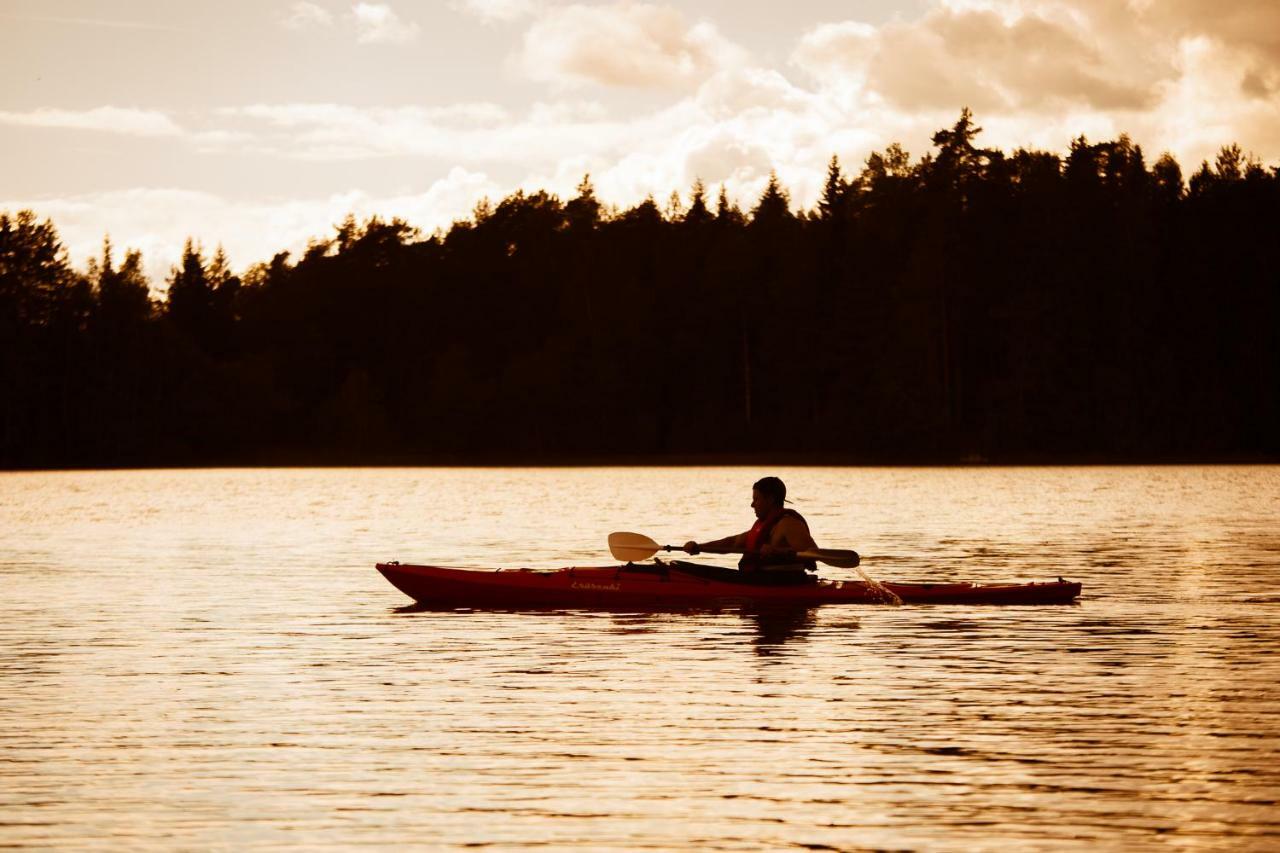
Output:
[{"xmin": 3, "ymin": 0, "xmax": 1279, "ymax": 284}]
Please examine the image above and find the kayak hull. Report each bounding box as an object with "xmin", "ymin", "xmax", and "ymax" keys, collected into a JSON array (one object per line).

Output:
[{"xmin": 375, "ymin": 562, "xmax": 1082, "ymax": 608}]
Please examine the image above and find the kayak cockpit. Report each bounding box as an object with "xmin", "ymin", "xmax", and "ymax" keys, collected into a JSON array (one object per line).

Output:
[{"xmin": 653, "ymin": 560, "xmax": 817, "ymax": 586}]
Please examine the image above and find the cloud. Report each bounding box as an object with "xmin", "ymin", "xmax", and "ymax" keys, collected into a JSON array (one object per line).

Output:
[
  {"xmin": 784, "ymin": 0, "xmax": 1280, "ymax": 171},
  {"xmin": 2, "ymin": 168, "xmax": 502, "ymax": 288},
  {"xmin": 0, "ymin": 106, "xmax": 183, "ymax": 137},
  {"xmin": 214, "ymin": 97, "xmax": 747, "ymax": 188},
  {"xmin": 792, "ymin": 21, "xmax": 878, "ymax": 89},
  {"xmin": 1144, "ymin": 0, "xmax": 1280, "ymax": 62},
  {"xmin": 214, "ymin": 99, "xmax": 730, "ymax": 173},
  {"xmin": 220, "ymin": 102, "xmax": 523, "ymax": 160},
  {"xmin": 516, "ymin": 3, "xmax": 746, "ymax": 89},
  {"xmin": 351, "ymin": 2, "xmax": 420, "ymax": 44},
  {"xmin": 796, "ymin": 5, "xmax": 1157, "ymax": 113},
  {"xmin": 453, "ymin": 0, "xmax": 541, "ymax": 24},
  {"xmin": 233, "ymin": 102, "xmax": 510, "ymax": 129},
  {"xmin": 1148, "ymin": 35, "xmax": 1280, "ymax": 167},
  {"xmin": 6, "ymin": 14, "xmax": 189, "ymax": 33},
  {"xmin": 282, "ymin": 2, "xmax": 334, "ymax": 30},
  {"xmin": 280, "ymin": 2, "xmax": 420, "ymax": 44}
]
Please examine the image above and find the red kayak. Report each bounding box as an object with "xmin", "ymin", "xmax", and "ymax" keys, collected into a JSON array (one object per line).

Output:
[{"xmin": 376, "ymin": 561, "xmax": 1082, "ymax": 607}]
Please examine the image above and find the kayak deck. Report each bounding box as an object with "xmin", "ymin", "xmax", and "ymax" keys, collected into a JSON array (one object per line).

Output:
[{"xmin": 376, "ymin": 561, "xmax": 1082, "ymax": 608}]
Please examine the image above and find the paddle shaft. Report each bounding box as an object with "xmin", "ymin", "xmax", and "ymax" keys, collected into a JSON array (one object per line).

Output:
[
  {"xmin": 686, "ymin": 537, "xmax": 860, "ymax": 565},
  {"xmin": 607, "ymin": 531, "xmax": 893, "ymax": 602},
  {"xmin": 641, "ymin": 539, "xmax": 859, "ymax": 569}
]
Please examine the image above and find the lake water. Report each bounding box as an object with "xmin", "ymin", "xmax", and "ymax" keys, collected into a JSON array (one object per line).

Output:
[{"xmin": 2, "ymin": 466, "xmax": 1278, "ymax": 850}]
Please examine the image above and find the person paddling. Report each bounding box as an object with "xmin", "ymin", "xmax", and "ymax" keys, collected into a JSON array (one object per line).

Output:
[{"xmin": 683, "ymin": 477, "xmax": 818, "ymax": 574}]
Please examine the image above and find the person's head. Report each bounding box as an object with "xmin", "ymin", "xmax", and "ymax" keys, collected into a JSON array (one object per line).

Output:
[{"xmin": 750, "ymin": 476, "xmax": 787, "ymax": 519}]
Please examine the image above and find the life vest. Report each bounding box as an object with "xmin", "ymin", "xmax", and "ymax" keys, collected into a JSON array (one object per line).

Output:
[{"xmin": 740, "ymin": 508, "xmax": 814, "ymax": 572}]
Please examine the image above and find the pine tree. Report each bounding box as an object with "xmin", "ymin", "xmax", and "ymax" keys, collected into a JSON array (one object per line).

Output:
[
  {"xmin": 750, "ymin": 171, "xmax": 792, "ymax": 226},
  {"xmin": 715, "ymin": 185, "xmax": 744, "ymax": 227},
  {"xmin": 94, "ymin": 237, "xmax": 151, "ymax": 328},
  {"xmin": 166, "ymin": 238, "xmax": 213, "ymax": 346},
  {"xmin": 684, "ymin": 178, "xmax": 712, "ymax": 226},
  {"xmin": 817, "ymin": 155, "xmax": 847, "ymax": 221},
  {"xmin": 565, "ymin": 174, "xmax": 601, "ymax": 232}
]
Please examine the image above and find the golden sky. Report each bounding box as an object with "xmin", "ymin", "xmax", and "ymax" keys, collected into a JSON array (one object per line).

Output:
[{"xmin": 3, "ymin": 0, "xmax": 1278, "ymax": 281}]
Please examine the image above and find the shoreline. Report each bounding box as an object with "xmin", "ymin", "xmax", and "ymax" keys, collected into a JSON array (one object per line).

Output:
[{"xmin": 5, "ymin": 451, "xmax": 1278, "ymax": 473}]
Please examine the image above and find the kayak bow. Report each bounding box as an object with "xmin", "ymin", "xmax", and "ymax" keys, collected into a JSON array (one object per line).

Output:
[{"xmin": 375, "ymin": 561, "xmax": 1081, "ymax": 607}]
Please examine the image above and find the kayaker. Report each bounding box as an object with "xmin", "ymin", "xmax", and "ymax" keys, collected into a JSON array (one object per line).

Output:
[{"xmin": 682, "ymin": 477, "xmax": 818, "ymax": 574}]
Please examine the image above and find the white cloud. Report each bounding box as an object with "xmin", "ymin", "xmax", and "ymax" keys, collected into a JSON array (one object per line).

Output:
[
  {"xmin": 0, "ymin": 106, "xmax": 183, "ymax": 137},
  {"xmin": 517, "ymin": 3, "xmax": 746, "ymax": 89},
  {"xmin": 11, "ymin": 14, "xmax": 190, "ymax": 33},
  {"xmin": 3, "ymin": 168, "xmax": 502, "ymax": 288},
  {"xmin": 212, "ymin": 99, "xmax": 684, "ymax": 169},
  {"xmin": 527, "ymin": 99, "xmax": 610, "ymax": 123},
  {"xmin": 232, "ymin": 102, "xmax": 509, "ymax": 129},
  {"xmin": 453, "ymin": 0, "xmax": 541, "ymax": 24},
  {"xmin": 792, "ymin": 21, "xmax": 878, "ymax": 92},
  {"xmin": 351, "ymin": 2, "xmax": 420, "ymax": 44},
  {"xmin": 282, "ymin": 1, "xmax": 334, "ymax": 30},
  {"xmin": 220, "ymin": 102, "xmax": 525, "ymax": 160},
  {"xmin": 281, "ymin": 1, "xmax": 421, "ymax": 43},
  {"xmin": 1147, "ymin": 35, "xmax": 1280, "ymax": 167}
]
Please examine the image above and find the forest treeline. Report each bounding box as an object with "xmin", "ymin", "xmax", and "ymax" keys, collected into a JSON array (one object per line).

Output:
[{"xmin": 2, "ymin": 111, "xmax": 1278, "ymax": 468}]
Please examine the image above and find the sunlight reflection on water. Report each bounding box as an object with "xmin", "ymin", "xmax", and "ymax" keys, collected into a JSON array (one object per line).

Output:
[{"xmin": 1, "ymin": 466, "xmax": 1278, "ymax": 849}]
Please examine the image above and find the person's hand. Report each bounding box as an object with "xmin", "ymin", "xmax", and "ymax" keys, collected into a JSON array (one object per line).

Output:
[{"xmin": 683, "ymin": 541, "xmax": 700, "ymax": 555}]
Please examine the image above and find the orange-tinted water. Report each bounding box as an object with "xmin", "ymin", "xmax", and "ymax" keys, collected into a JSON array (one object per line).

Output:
[{"xmin": 2, "ymin": 466, "xmax": 1278, "ymax": 849}]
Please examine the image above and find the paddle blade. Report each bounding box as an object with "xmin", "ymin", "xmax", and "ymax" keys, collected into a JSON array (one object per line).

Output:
[
  {"xmin": 800, "ymin": 548, "xmax": 861, "ymax": 569},
  {"xmin": 608, "ymin": 531, "xmax": 661, "ymax": 563}
]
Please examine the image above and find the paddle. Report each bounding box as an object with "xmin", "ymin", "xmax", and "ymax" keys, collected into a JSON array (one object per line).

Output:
[
  {"xmin": 607, "ymin": 531, "xmax": 862, "ymax": 569},
  {"xmin": 607, "ymin": 531, "xmax": 901, "ymax": 605}
]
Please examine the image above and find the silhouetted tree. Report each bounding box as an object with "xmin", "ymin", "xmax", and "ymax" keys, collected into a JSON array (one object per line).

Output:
[
  {"xmin": 715, "ymin": 185, "xmax": 745, "ymax": 228},
  {"xmin": 3, "ymin": 109, "xmax": 1278, "ymax": 467},
  {"xmin": 166, "ymin": 240, "xmax": 214, "ymax": 347},
  {"xmin": 0, "ymin": 210, "xmax": 73, "ymax": 329},
  {"xmin": 816, "ymin": 155, "xmax": 847, "ymax": 221},
  {"xmin": 684, "ymin": 179, "xmax": 713, "ymax": 226},
  {"xmin": 750, "ymin": 172, "xmax": 792, "ymax": 227},
  {"xmin": 565, "ymin": 174, "xmax": 601, "ymax": 233},
  {"xmin": 0, "ymin": 212, "xmax": 96, "ymax": 464}
]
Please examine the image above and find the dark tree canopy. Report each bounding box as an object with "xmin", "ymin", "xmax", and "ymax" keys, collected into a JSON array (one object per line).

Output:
[{"xmin": 2, "ymin": 112, "xmax": 1278, "ymax": 468}]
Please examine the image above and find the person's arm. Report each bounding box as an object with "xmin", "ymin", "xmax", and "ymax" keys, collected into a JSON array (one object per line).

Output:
[{"xmin": 683, "ymin": 532, "xmax": 748, "ymax": 555}]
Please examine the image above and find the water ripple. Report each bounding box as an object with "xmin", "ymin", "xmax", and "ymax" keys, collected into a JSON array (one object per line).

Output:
[{"xmin": 0, "ymin": 465, "xmax": 1277, "ymax": 850}]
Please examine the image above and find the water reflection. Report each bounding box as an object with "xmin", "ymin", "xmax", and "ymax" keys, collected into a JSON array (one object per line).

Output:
[
  {"xmin": 741, "ymin": 605, "xmax": 823, "ymax": 652},
  {"xmin": 390, "ymin": 601, "xmax": 828, "ymax": 651}
]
